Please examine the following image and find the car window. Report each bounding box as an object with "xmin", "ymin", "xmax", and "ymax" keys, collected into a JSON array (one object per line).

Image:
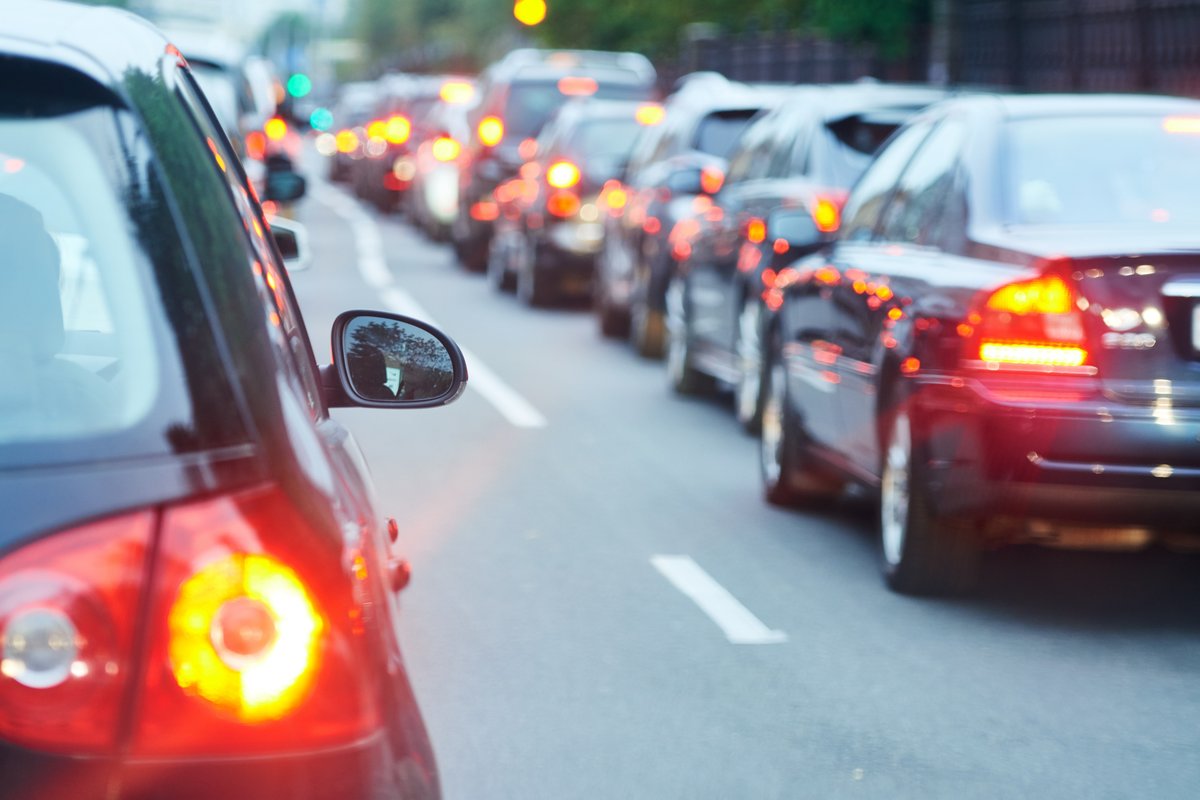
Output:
[
  {"xmin": 691, "ymin": 109, "xmax": 759, "ymax": 159},
  {"xmin": 172, "ymin": 70, "xmax": 325, "ymax": 418},
  {"xmin": 1004, "ymin": 114, "xmax": 1200, "ymax": 227},
  {"xmin": 0, "ymin": 62, "xmax": 248, "ymax": 466},
  {"xmin": 838, "ymin": 120, "xmax": 934, "ymax": 242},
  {"xmin": 878, "ymin": 118, "xmax": 968, "ymax": 247}
]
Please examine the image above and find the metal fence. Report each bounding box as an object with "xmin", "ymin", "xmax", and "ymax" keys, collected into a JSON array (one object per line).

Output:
[{"xmin": 666, "ymin": 1, "xmax": 1200, "ymax": 98}]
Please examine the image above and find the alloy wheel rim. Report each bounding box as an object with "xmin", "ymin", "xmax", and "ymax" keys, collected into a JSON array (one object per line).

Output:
[
  {"xmin": 881, "ymin": 413, "xmax": 912, "ymax": 567},
  {"xmin": 735, "ymin": 300, "xmax": 762, "ymax": 423},
  {"xmin": 760, "ymin": 359, "xmax": 785, "ymax": 485},
  {"xmin": 664, "ymin": 278, "xmax": 686, "ymax": 383}
]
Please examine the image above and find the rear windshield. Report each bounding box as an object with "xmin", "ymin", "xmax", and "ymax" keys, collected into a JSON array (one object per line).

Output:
[
  {"xmin": 0, "ymin": 65, "xmax": 245, "ymax": 468},
  {"xmin": 505, "ymin": 80, "xmax": 651, "ymax": 139},
  {"xmin": 1004, "ymin": 114, "xmax": 1200, "ymax": 227},
  {"xmin": 569, "ymin": 118, "xmax": 644, "ymax": 160},
  {"xmin": 817, "ymin": 116, "xmax": 905, "ymax": 186},
  {"xmin": 692, "ymin": 110, "xmax": 760, "ymax": 159}
]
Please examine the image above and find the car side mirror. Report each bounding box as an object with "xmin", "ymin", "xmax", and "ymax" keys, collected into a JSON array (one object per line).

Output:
[
  {"xmin": 768, "ymin": 208, "xmax": 823, "ymax": 250},
  {"xmin": 325, "ymin": 311, "xmax": 468, "ymax": 409},
  {"xmin": 665, "ymin": 166, "xmax": 703, "ymax": 196},
  {"xmin": 268, "ymin": 215, "xmax": 310, "ymax": 271},
  {"xmin": 264, "ymin": 155, "xmax": 307, "ymax": 203}
]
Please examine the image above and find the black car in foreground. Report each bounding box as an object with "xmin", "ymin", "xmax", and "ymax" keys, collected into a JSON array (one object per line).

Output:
[
  {"xmin": 0, "ymin": 4, "xmax": 463, "ymax": 797},
  {"xmin": 761, "ymin": 94, "xmax": 1200, "ymax": 594}
]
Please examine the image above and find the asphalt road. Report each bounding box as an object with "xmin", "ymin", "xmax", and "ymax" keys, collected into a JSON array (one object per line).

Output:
[{"xmin": 286, "ymin": 174, "xmax": 1200, "ymax": 800}]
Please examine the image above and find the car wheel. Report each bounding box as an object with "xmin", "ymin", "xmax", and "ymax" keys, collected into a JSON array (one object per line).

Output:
[
  {"xmin": 628, "ymin": 263, "xmax": 666, "ymax": 359},
  {"xmin": 880, "ymin": 409, "xmax": 980, "ymax": 595},
  {"xmin": 487, "ymin": 232, "xmax": 516, "ymax": 293},
  {"xmin": 595, "ymin": 280, "xmax": 630, "ymax": 338},
  {"xmin": 664, "ymin": 273, "xmax": 714, "ymax": 395},
  {"xmin": 517, "ymin": 240, "xmax": 555, "ymax": 307},
  {"xmin": 759, "ymin": 336, "xmax": 841, "ymax": 507},
  {"xmin": 734, "ymin": 296, "xmax": 765, "ymax": 434}
]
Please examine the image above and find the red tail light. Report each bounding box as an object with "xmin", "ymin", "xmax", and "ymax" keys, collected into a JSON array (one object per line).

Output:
[
  {"xmin": 385, "ymin": 114, "xmax": 411, "ymax": 145},
  {"xmin": 546, "ymin": 160, "xmax": 581, "ymax": 189},
  {"xmin": 0, "ymin": 511, "xmax": 154, "ymax": 753},
  {"xmin": 431, "ymin": 136, "xmax": 460, "ymax": 162},
  {"xmin": 700, "ymin": 167, "xmax": 724, "ymax": 195},
  {"xmin": 812, "ymin": 196, "xmax": 842, "ymax": 233},
  {"xmin": 131, "ymin": 485, "xmax": 378, "ymax": 756},
  {"xmin": 546, "ymin": 190, "xmax": 581, "ymax": 218},
  {"xmin": 245, "ymin": 130, "xmax": 267, "ymax": 161},
  {"xmin": 968, "ymin": 272, "xmax": 1090, "ymax": 368},
  {"xmin": 478, "ymin": 116, "xmax": 504, "ymax": 147}
]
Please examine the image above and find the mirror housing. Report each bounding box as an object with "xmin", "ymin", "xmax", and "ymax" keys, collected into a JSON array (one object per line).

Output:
[
  {"xmin": 263, "ymin": 154, "xmax": 307, "ymax": 203},
  {"xmin": 325, "ymin": 311, "xmax": 468, "ymax": 409},
  {"xmin": 267, "ymin": 215, "xmax": 310, "ymax": 271}
]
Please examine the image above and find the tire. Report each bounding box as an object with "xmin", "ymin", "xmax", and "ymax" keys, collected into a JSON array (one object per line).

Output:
[
  {"xmin": 630, "ymin": 301, "xmax": 666, "ymax": 359},
  {"xmin": 517, "ymin": 240, "xmax": 555, "ymax": 307},
  {"xmin": 595, "ymin": 281, "xmax": 630, "ymax": 338},
  {"xmin": 487, "ymin": 232, "xmax": 516, "ymax": 293},
  {"xmin": 759, "ymin": 336, "xmax": 842, "ymax": 507},
  {"xmin": 664, "ymin": 273, "xmax": 715, "ymax": 395},
  {"xmin": 734, "ymin": 295, "xmax": 765, "ymax": 434},
  {"xmin": 880, "ymin": 408, "xmax": 981, "ymax": 595}
]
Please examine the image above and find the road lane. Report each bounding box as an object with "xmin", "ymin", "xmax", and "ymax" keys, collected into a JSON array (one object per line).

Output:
[{"xmin": 287, "ymin": 178, "xmax": 1200, "ymax": 800}]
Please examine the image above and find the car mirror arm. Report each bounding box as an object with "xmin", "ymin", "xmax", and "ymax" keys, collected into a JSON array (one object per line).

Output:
[{"xmin": 321, "ymin": 363, "xmax": 355, "ymax": 408}]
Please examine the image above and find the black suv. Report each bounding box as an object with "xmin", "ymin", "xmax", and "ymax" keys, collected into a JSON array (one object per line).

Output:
[{"xmin": 451, "ymin": 48, "xmax": 657, "ymax": 271}]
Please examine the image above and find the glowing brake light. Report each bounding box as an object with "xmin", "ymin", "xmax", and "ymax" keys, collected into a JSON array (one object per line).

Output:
[
  {"xmin": 546, "ymin": 160, "xmax": 581, "ymax": 189},
  {"xmin": 812, "ymin": 197, "xmax": 841, "ymax": 233},
  {"xmin": 971, "ymin": 272, "xmax": 1090, "ymax": 368},
  {"xmin": 557, "ymin": 76, "xmax": 598, "ymax": 96},
  {"xmin": 478, "ymin": 115, "xmax": 504, "ymax": 147},
  {"xmin": 264, "ymin": 117, "xmax": 288, "ymax": 142},
  {"xmin": 636, "ymin": 103, "xmax": 665, "ymax": 126},
  {"xmin": 700, "ymin": 166, "xmax": 724, "ymax": 195},
  {"xmin": 746, "ymin": 218, "xmax": 767, "ymax": 244},
  {"xmin": 245, "ymin": 130, "xmax": 267, "ymax": 161},
  {"xmin": 384, "ymin": 114, "xmax": 412, "ymax": 145},
  {"xmin": 335, "ymin": 129, "xmax": 358, "ymax": 153},
  {"xmin": 1163, "ymin": 116, "xmax": 1200, "ymax": 135},
  {"xmin": 439, "ymin": 81, "xmax": 475, "ymax": 105},
  {"xmin": 546, "ymin": 190, "xmax": 581, "ymax": 218},
  {"xmin": 366, "ymin": 119, "xmax": 387, "ymax": 140},
  {"xmin": 431, "ymin": 136, "xmax": 461, "ymax": 161}
]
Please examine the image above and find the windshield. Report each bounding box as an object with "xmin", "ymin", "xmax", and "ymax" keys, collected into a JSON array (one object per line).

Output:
[
  {"xmin": 506, "ymin": 80, "xmax": 651, "ymax": 139},
  {"xmin": 692, "ymin": 110, "xmax": 759, "ymax": 158},
  {"xmin": 1005, "ymin": 114, "xmax": 1200, "ymax": 227}
]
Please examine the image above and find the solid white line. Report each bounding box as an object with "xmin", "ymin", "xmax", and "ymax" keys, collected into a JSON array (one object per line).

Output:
[
  {"xmin": 312, "ymin": 183, "xmax": 548, "ymax": 429},
  {"xmin": 651, "ymin": 555, "xmax": 788, "ymax": 645}
]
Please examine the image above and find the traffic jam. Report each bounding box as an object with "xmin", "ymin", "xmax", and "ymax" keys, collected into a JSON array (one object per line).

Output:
[{"xmin": 4, "ymin": 1, "xmax": 1200, "ymax": 798}]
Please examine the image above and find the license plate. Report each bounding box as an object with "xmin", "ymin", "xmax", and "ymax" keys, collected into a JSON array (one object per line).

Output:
[{"xmin": 1194, "ymin": 305, "xmax": 1200, "ymax": 351}]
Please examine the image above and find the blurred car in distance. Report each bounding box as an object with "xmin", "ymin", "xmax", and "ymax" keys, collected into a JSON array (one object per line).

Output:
[
  {"xmin": 452, "ymin": 48, "xmax": 657, "ymax": 272},
  {"xmin": 0, "ymin": 4, "xmax": 465, "ymax": 797},
  {"xmin": 326, "ymin": 79, "xmax": 381, "ymax": 183},
  {"xmin": 410, "ymin": 80, "xmax": 478, "ymax": 240},
  {"xmin": 488, "ymin": 98, "xmax": 663, "ymax": 306},
  {"xmin": 665, "ymin": 82, "xmax": 949, "ymax": 430},
  {"xmin": 760, "ymin": 92, "xmax": 1200, "ymax": 594},
  {"xmin": 596, "ymin": 74, "xmax": 790, "ymax": 357}
]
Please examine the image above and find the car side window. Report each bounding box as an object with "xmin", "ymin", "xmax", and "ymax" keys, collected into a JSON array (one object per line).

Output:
[
  {"xmin": 723, "ymin": 115, "xmax": 772, "ymax": 186},
  {"xmin": 172, "ymin": 68, "xmax": 325, "ymax": 419},
  {"xmin": 838, "ymin": 120, "xmax": 934, "ymax": 242},
  {"xmin": 878, "ymin": 118, "xmax": 968, "ymax": 248}
]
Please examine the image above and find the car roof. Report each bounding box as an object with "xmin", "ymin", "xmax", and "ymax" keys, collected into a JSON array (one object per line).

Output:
[
  {"xmin": 0, "ymin": 1, "xmax": 169, "ymax": 95},
  {"xmin": 987, "ymin": 92, "xmax": 1200, "ymax": 119}
]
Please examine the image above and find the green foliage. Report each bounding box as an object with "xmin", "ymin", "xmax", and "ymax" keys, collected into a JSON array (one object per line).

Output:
[{"xmin": 810, "ymin": 0, "xmax": 930, "ymax": 57}]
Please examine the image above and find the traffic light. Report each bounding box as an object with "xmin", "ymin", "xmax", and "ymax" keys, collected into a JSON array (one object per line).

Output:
[
  {"xmin": 513, "ymin": 0, "xmax": 546, "ymax": 26},
  {"xmin": 286, "ymin": 73, "xmax": 312, "ymax": 98}
]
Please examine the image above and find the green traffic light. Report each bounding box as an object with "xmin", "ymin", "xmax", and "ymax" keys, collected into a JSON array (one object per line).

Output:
[{"xmin": 287, "ymin": 73, "xmax": 312, "ymax": 98}]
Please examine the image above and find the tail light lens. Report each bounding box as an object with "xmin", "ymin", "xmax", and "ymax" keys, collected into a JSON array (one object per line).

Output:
[
  {"xmin": 746, "ymin": 217, "xmax": 767, "ymax": 244},
  {"xmin": 546, "ymin": 190, "xmax": 581, "ymax": 218},
  {"xmin": 366, "ymin": 119, "xmax": 387, "ymax": 141},
  {"xmin": 635, "ymin": 103, "xmax": 665, "ymax": 126},
  {"xmin": 970, "ymin": 273, "xmax": 1090, "ymax": 368},
  {"xmin": 385, "ymin": 114, "xmax": 411, "ymax": 145},
  {"xmin": 245, "ymin": 130, "xmax": 267, "ymax": 161},
  {"xmin": 264, "ymin": 117, "xmax": 288, "ymax": 142},
  {"xmin": 546, "ymin": 160, "xmax": 581, "ymax": 189},
  {"xmin": 600, "ymin": 180, "xmax": 627, "ymax": 216},
  {"xmin": 478, "ymin": 116, "xmax": 504, "ymax": 147},
  {"xmin": 132, "ymin": 485, "xmax": 377, "ymax": 756},
  {"xmin": 0, "ymin": 511, "xmax": 154, "ymax": 753},
  {"xmin": 431, "ymin": 136, "xmax": 461, "ymax": 162},
  {"xmin": 335, "ymin": 129, "xmax": 358, "ymax": 153},
  {"xmin": 700, "ymin": 167, "xmax": 724, "ymax": 195},
  {"xmin": 812, "ymin": 195, "xmax": 843, "ymax": 233}
]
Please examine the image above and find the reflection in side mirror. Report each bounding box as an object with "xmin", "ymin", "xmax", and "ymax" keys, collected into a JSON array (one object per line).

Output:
[
  {"xmin": 768, "ymin": 208, "xmax": 823, "ymax": 249},
  {"xmin": 268, "ymin": 215, "xmax": 310, "ymax": 271},
  {"xmin": 665, "ymin": 167, "xmax": 704, "ymax": 196},
  {"xmin": 333, "ymin": 311, "xmax": 468, "ymax": 408},
  {"xmin": 264, "ymin": 154, "xmax": 307, "ymax": 203}
]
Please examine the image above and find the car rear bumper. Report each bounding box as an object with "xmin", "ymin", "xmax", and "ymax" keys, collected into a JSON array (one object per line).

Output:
[
  {"xmin": 913, "ymin": 374, "xmax": 1200, "ymax": 528},
  {"xmin": 2, "ymin": 732, "xmax": 439, "ymax": 800}
]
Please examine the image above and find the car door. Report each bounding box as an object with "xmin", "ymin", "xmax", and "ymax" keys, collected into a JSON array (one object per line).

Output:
[
  {"xmin": 835, "ymin": 116, "xmax": 972, "ymax": 478},
  {"xmin": 783, "ymin": 117, "xmax": 935, "ymax": 468}
]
